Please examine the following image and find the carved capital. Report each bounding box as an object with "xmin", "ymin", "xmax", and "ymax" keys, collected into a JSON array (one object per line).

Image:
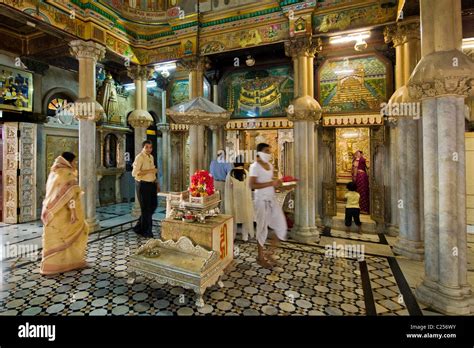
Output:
[
  {"xmin": 384, "ymin": 19, "xmax": 420, "ymax": 47},
  {"xmin": 157, "ymin": 123, "xmax": 171, "ymax": 132},
  {"xmin": 178, "ymin": 56, "xmax": 211, "ymax": 73},
  {"xmin": 285, "ymin": 36, "xmax": 322, "ymax": 58},
  {"xmin": 408, "ymin": 77, "xmax": 472, "ymax": 99},
  {"xmin": 127, "ymin": 65, "xmax": 154, "ymax": 81},
  {"xmin": 407, "ymin": 50, "xmax": 474, "ymax": 99},
  {"xmin": 69, "ymin": 40, "xmax": 106, "ymax": 62}
]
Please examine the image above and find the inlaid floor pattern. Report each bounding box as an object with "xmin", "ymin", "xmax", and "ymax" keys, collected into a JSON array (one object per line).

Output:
[{"xmin": 0, "ymin": 224, "xmax": 418, "ymax": 316}]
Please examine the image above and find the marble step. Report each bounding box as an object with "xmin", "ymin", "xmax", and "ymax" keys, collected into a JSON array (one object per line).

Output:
[{"xmin": 331, "ymin": 215, "xmax": 377, "ymax": 234}]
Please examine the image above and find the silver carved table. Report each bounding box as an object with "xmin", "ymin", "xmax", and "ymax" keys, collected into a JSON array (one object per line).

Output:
[{"xmin": 128, "ymin": 236, "xmax": 226, "ymax": 307}]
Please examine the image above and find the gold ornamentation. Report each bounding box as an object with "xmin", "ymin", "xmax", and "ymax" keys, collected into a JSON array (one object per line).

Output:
[
  {"xmin": 226, "ymin": 118, "xmax": 293, "ymax": 130},
  {"xmin": 2, "ymin": 123, "xmax": 19, "ymax": 223},
  {"xmin": 335, "ymin": 127, "xmax": 370, "ymax": 182},
  {"xmin": 18, "ymin": 123, "xmax": 37, "ymax": 223},
  {"xmin": 127, "ymin": 65, "xmax": 154, "ymax": 81},
  {"xmin": 383, "ymin": 19, "xmax": 420, "ymax": 47},
  {"xmin": 177, "ymin": 56, "xmax": 211, "ymax": 73},
  {"xmin": 285, "ymin": 36, "xmax": 322, "ymax": 58}
]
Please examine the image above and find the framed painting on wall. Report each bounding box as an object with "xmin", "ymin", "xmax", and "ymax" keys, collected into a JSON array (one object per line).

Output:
[
  {"xmin": 0, "ymin": 65, "xmax": 33, "ymax": 112},
  {"xmin": 221, "ymin": 65, "xmax": 294, "ymax": 119},
  {"xmin": 317, "ymin": 54, "xmax": 392, "ymax": 114}
]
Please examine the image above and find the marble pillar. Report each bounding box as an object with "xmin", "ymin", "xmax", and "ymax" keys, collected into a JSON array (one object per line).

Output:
[
  {"xmin": 407, "ymin": 0, "xmax": 474, "ymax": 314},
  {"xmin": 285, "ymin": 37, "xmax": 322, "ymax": 243},
  {"xmin": 158, "ymin": 123, "xmax": 171, "ymax": 192},
  {"xmin": 179, "ymin": 57, "xmax": 209, "ymax": 177},
  {"xmin": 385, "ymin": 19, "xmax": 424, "ymax": 259},
  {"xmin": 69, "ymin": 40, "xmax": 106, "ymax": 232},
  {"xmin": 127, "ymin": 66, "xmax": 154, "ymax": 217}
]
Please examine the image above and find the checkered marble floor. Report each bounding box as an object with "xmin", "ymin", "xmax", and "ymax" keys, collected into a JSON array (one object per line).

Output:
[
  {"xmin": 2, "ymin": 201, "xmax": 451, "ymax": 316},
  {"xmin": 0, "ymin": 213, "xmax": 430, "ymax": 316},
  {"xmin": 1, "ymin": 229, "xmax": 366, "ymax": 316}
]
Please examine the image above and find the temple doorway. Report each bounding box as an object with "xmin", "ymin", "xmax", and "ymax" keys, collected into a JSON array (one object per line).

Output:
[
  {"xmin": 335, "ymin": 127, "xmax": 371, "ymax": 213},
  {"xmin": 321, "ymin": 125, "xmax": 386, "ymax": 233}
]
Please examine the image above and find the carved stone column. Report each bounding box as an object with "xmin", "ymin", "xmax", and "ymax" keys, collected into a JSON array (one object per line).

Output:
[
  {"xmin": 158, "ymin": 123, "xmax": 171, "ymax": 192},
  {"xmin": 127, "ymin": 65, "xmax": 154, "ymax": 216},
  {"xmin": 385, "ymin": 18, "xmax": 424, "ymax": 259},
  {"xmin": 407, "ymin": 0, "xmax": 474, "ymax": 315},
  {"xmin": 69, "ymin": 40, "xmax": 106, "ymax": 232},
  {"xmin": 178, "ymin": 56, "xmax": 210, "ymax": 177},
  {"xmin": 285, "ymin": 37, "xmax": 322, "ymax": 243}
]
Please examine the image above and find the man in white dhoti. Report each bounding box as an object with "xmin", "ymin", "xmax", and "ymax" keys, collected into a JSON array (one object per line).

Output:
[{"xmin": 249, "ymin": 143, "xmax": 287, "ymax": 268}]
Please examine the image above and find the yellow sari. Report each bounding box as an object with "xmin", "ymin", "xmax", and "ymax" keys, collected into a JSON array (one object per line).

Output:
[{"xmin": 40, "ymin": 156, "xmax": 89, "ymax": 275}]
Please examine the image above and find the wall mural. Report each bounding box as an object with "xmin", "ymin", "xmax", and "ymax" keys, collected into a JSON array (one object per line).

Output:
[
  {"xmin": 313, "ymin": 3, "xmax": 397, "ymax": 33},
  {"xmin": 222, "ymin": 66, "xmax": 294, "ymax": 119},
  {"xmin": 169, "ymin": 79, "xmax": 189, "ymax": 106},
  {"xmin": 0, "ymin": 65, "xmax": 33, "ymax": 112},
  {"xmin": 200, "ymin": 23, "xmax": 288, "ymax": 55},
  {"xmin": 169, "ymin": 79, "xmax": 211, "ymax": 106},
  {"xmin": 99, "ymin": 0, "xmax": 168, "ymax": 22},
  {"xmin": 318, "ymin": 55, "xmax": 388, "ymax": 114}
]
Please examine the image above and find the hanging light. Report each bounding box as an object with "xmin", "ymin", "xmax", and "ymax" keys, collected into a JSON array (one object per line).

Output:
[
  {"xmin": 161, "ymin": 69, "xmax": 170, "ymax": 78},
  {"xmin": 246, "ymin": 55, "xmax": 255, "ymax": 66},
  {"xmin": 354, "ymin": 38, "xmax": 368, "ymax": 51},
  {"xmin": 330, "ymin": 31, "xmax": 371, "ymax": 45}
]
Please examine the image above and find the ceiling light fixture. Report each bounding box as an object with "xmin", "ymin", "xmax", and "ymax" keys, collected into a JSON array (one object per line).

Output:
[
  {"xmin": 154, "ymin": 62, "xmax": 177, "ymax": 72},
  {"xmin": 329, "ymin": 31, "xmax": 371, "ymax": 45},
  {"xmin": 462, "ymin": 38, "xmax": 474, "ymax": 50},
  {"xmin": 246, "ymin": 55, "xmax": 255, "ymax": 67},
  {"xmin": 123, "ymin": 80, "xmax": 157, "ymax": 91}
]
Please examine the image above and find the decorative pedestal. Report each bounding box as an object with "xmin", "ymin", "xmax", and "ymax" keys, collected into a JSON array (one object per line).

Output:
[
  {"xmin": 128, "ymin": 237, "xmax": 225, "ymax": 307},
  {"xmin": 161, "ymin": 214, "xmax": 234, "ymax": 269}
]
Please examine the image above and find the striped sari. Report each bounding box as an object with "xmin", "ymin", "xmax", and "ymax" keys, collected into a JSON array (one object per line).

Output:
[{"xmin": 40, "ymin": 156, "xmax": 89, "ymax": 275}]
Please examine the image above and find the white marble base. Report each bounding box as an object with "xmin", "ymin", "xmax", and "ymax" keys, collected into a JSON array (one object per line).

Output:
[
  {"xmin": 86, "ymin": 218, "xmax": 101, "ymax": 233},
  {"xmin": 415, "ymin": 278, "xmax": 474, "ymax": 315},
  {"xmin": 393, "ymin": 237, "xmax": 424, "ymax": 261},
  {"xmin": 290, "ymin": 226, "xmax": 320, "ymax": 243},
  {"xmin": 386, "ymin": 224, "xmax": 400, "ymax": 237}
]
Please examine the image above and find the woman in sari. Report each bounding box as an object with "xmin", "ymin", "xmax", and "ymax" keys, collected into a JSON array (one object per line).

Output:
[
  {"xmin": 224, "ymin": 157, "xmax": 255, "ymax": 241},
  {"xmin": 40, "ymin": 152, "xmax": 89, "ymax": 275},
  {"xmin": 352, "ymin": 150, "xmax": 370, "ymax": 214}
]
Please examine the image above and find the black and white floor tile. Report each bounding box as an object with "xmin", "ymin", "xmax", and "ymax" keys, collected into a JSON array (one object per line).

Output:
[{"xmin": 0, "ymin": 203, "xmax": 452, "ymax": 316}]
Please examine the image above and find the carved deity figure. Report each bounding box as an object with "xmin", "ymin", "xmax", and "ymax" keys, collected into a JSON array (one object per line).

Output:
[{"xmin": 97, "ymin": 73, "xmax": 121, "ymax": 124}]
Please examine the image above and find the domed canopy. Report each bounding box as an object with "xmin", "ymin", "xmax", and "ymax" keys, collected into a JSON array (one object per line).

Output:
[{"xmin": 166, "ymin": 97, "xmax": 231, "ymax": 126}]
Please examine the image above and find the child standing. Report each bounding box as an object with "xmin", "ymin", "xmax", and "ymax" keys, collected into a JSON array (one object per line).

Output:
[{"xmin": 345, "ymin": 182, "xmax": 362, "ymax": 233}]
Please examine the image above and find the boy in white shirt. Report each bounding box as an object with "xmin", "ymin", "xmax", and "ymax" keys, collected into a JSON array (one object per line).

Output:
[{"xmin": 249, "ymin": 143, "xmax": 288, "ymax": 268}]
